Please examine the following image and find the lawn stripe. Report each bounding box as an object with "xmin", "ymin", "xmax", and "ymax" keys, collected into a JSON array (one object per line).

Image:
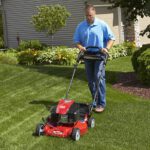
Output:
[
  {"xmin": 0, "ymin": 109, "xmax": 45, "ymax": 137},
  {"xmin": 0, "ymin": 74, "xmax": 50, "ymax": 98},
  {"xmin": 0, "ymin": 81, "xmax": 66, "ymax": 111},
  {"xmin": 0, "ymin": 85, "xmax": 66, "ymax": 124},
  {"xmin": 0, "ymin": 76, "xmax": 64, "ymax": 105},
  {"xmin": 0, "ymin": 105, "xmax": 31, "ymax": 124},
  {"xmin": 0, "ymin": 75, "xmax": 63, "ymax": 99},
  {"xmin": 0, "ymin": 70, "xmax": 29, "ymax": 83},
  {"xmin": 27, "ymin": 137, "xmax": 45, "ymax": 150}
]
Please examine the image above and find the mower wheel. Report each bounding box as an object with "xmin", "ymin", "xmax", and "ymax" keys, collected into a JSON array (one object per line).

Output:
[
  {"xmin": 88, "ymin": 117, "xmax": 95, "ymax": 128},
  {"xmin": 35, "ymin": 123, "xmax": 44, "ymax": 136},
  {"xmin": 71, "ymin": 128, "xmax": 80, "ymax": 141}
]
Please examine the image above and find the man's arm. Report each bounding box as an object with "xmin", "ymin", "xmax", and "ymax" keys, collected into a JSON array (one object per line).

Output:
[{"xmin": 101, "ymin": 39, "xmax": 115, "ymax": 54}]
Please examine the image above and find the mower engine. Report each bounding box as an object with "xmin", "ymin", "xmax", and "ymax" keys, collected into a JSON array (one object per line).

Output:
[{"xmin": 50, "ymin": 99, "xmax": 90, "ymax": 124}]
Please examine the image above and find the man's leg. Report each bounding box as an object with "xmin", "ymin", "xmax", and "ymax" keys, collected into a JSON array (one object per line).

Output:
[
  {"xmin": 94, "ymin": 60, "xmax": 106, "ymax": 108},
  {"xmin": 84, "ymin": 60, "xmax": 96, "ymax": 105}
]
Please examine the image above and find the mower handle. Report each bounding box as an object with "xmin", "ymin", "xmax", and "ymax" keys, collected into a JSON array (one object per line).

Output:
[
  {"xmin": 86, "ymin": 46, "xmax": 109, "ymax": 56},
  {"xmin": 76, "ymin": 46, "xmax": 109, "ymax": 64}
]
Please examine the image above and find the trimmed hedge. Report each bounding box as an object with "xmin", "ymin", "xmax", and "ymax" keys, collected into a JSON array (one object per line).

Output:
[{"xmin": 131, "ymin": 44, "xmax": 150, "ymax": 85}]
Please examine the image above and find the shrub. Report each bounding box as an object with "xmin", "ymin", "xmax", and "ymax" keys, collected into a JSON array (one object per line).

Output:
[
  {"xmin": 136, "ymin": 49, "xmax": 150, "ymax": 85},
  {"xmin": 36, "ymin": 48, "xmax": 55, "ymax": 64},
  {"xmin": 53, "ymin": 47, "xmax": 78, "ymax": 65},
  {"xmin": 123, "ymin": 41, "xmax": 137, "ymax": 55},
  {"xmin": 131, "ymin": 44, "xmax": 150, "ymax": 85},
  {"xmin": 131, "ymin": 44, "xmax": 150, "ymax": 72},
  {"xmin": 17, "ymin": 40, "xmax": 43, "ymax": 51},
  {"xmin": 108, "ymin": 41, "xmax": 137, "ymax": 60},
  {"xmin": 109, "ymin": 44, "xmax": 127, "ymax": 60},
  {"xmin": 0, "ymin": 52, "xmax": 18, "ymax": 64},
  {"xmin": 17, "ymin": 49, "xmax": 39, "ymax": 65},
  {"xmin": 36, "ymin": 47, "xmax": 79, "ymax": 65}
]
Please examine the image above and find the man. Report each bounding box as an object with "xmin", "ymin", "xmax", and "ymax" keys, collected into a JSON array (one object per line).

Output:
[{"xmin": 73, "ymin": 4, "xmax": 115, "ymax": 112}]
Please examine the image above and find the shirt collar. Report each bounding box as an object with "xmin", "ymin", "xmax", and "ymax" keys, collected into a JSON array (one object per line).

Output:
[{"xmin": 86, "ymin": 18, "xmax": 99, "ymax": 26}]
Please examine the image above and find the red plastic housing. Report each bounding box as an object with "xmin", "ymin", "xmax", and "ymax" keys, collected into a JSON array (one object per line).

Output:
[{"xmin": 56, "ymin": 99, "xmax": 74, "ymax": 115}]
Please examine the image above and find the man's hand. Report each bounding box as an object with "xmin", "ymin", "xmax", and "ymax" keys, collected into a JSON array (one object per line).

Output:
[
  {"xmin": 76, "ymin": 44, "xmax": 86, "ymax": 52},
  {"xmin": 101, "ymin": 48, "xmax": 109, "ymax": 55},
  {"xmin": 79, "ymin": 46, "xmax": 86, "ymax": 52}
]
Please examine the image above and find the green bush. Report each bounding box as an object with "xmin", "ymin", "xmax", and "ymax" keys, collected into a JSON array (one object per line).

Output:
[
  {"xmin": 131, "ymin": 44, "xmax": 150, "ymax": 85},
  {"xmin": 17, "ymin": 40, "xmax": 43, "ymax": 51},
  {"xmin": 36, "ymin": 47, "xmax": 78, "ymax": 65},
  {"xmin": 108, "ymin": 41, "xmax": 137, "ymax": 60},
  {"xmin": 136, "ymin": 49, "xmax": 150, "ymax": 85},
  {"xmin": 36, "ymin": 48, "xmax": 55, "ymax": 64},
  {"xmin": 54, "ymin": 47, "xmax": 78, "ymax": 65},
  {"xmin": 131, "ymin": 44, "xmax": 150, "ymax": 72},
  {"xmin": 17, "ymin": 49, "xmax": 39, "ymax": 65},
  {"xmin": 123, "ymin": 41, "xmax": 137, "ymax": 55},
  {"xmin": 0, "ymin": 52, "xmax": 18, "ymax": 64},
  {"xmin": 17, "ymin": 47, "xmax": 78, "ymax": 66}
]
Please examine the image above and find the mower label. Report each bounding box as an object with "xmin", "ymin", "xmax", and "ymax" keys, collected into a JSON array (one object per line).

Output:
[{"xmin": 53, "ymin": 130, "xmax": 63, "ymax": 135}]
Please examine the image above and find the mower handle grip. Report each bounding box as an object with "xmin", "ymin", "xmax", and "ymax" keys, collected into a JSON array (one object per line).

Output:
[
  {"xmin": 76, "ymin": 46, "xmax": 109, "ymax": 64},
  {"xmin": 85, "ymin": 46, "xmax": 109, "ymax": 64},
  {"xmin": 86, "ymin": 46, "xmax": 109, "ymax": 55}
]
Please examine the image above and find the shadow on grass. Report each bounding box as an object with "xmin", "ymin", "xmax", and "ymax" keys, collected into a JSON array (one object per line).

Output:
[
  {"xmin": 24, "ymin": 64, "xmax": 150, "ymax": 98},
  {"xmin": 29, "ymin": 99, "xmax": 57, "ymax": 111},
  {"xmin": 24, "ymin": 64, "xmax": 118, "ymax": 84}
]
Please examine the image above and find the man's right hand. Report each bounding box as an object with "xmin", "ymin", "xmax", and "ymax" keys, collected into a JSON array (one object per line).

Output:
[
  {"xmin": 76, "ymin": 44, "xmax": 86, "ymax": 52},
  {"xmin": 80, "ymin": 47, "xmax": 86, "ymax": 52}
]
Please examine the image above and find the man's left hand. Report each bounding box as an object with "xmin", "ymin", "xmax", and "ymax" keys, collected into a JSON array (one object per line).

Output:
[{"xmin": 101, "ymin": 48, "xmax": 109, "ymax": 55}]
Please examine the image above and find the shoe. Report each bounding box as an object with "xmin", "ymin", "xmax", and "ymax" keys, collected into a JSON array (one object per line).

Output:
[{"xmin": 95, "ymin": 106, "xmax": 105, "ymax": 113}]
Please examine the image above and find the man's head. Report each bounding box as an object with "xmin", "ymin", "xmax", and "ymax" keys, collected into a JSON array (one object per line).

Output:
[{"xmin": 85, "ymin": 4, "xmax": 96, "ymax": 24}]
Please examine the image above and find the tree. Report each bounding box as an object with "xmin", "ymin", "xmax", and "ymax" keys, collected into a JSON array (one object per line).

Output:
[
  {"xmin": 32, "ymin": 4, "xmax": 71, "ymax": 45},
  {"xmin": 101, "ymin": 0, "xmax": 150, "ymax": 38}
]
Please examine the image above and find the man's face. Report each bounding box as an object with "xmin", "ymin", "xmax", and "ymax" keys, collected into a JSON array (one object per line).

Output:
[{"xmin": 85, "ymin": 9, "xmax": 96, "ymax": 24}]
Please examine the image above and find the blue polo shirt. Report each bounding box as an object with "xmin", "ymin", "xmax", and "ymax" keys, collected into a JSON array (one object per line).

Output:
[{"xmin": 73, "ymin": 18, "xmax": 115, "ymax": 52}]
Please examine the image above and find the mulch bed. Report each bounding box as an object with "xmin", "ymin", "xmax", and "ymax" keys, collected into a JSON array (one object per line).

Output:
[{"xmin": 112, "ymin": 72, "xmax": 150, "ymax": 99}]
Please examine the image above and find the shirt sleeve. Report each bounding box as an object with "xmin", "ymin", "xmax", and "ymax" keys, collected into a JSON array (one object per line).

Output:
[
  {"xmin": 73, "ymin": 24, "xmax": 81, "ymax": 44},
  {"xmin": 104, "ymin": 23, "xmax": 115, "ymax": 41}
]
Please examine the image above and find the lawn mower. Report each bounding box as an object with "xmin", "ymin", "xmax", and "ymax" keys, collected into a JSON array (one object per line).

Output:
[{"xmin": 35, "ymin": 46, "xmax": 108, "ymax": 141}]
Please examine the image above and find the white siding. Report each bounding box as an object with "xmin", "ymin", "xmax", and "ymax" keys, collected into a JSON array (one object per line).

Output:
[
  {"xmin": 2, "ymin": 0, "xmax": 85, "ymax": 48},
  {"xmin": 138, "ymin": 16, "xmax": 150, "ymax": 45}
]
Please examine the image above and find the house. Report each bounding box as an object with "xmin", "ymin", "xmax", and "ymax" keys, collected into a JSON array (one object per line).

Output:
[{"xmin": 0, "ymin": 0, "xmax": 149, "ymax": 48}]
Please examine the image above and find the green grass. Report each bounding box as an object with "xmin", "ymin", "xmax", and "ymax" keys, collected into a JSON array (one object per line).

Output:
[{"xmin": 0, "ymin": 56, "xmax": 150, "ymax": 150}]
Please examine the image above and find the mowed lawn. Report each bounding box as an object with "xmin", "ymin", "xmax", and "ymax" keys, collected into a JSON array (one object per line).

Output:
[{"xmin": 0, "ymin": 56, "xmax": 150, "ymax": 150}]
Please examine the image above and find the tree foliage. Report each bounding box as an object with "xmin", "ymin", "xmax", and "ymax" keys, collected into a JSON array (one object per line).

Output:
[
  {"xmin": 32, "ymin": 5, "xmax": 71, "ymax": 36},
  {"xmin": 101, "ymin": 0, "xmax": 150, "ymax": 38}
]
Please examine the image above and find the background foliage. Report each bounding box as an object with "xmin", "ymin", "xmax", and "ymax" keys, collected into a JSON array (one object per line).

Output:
[
  {"xmin": 100, "ymin": 0, "xmax": 150, "ymax": 38},
  {"xmin": 32, "ymin": 5, "xmax": 71, "ymax": 36}
]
